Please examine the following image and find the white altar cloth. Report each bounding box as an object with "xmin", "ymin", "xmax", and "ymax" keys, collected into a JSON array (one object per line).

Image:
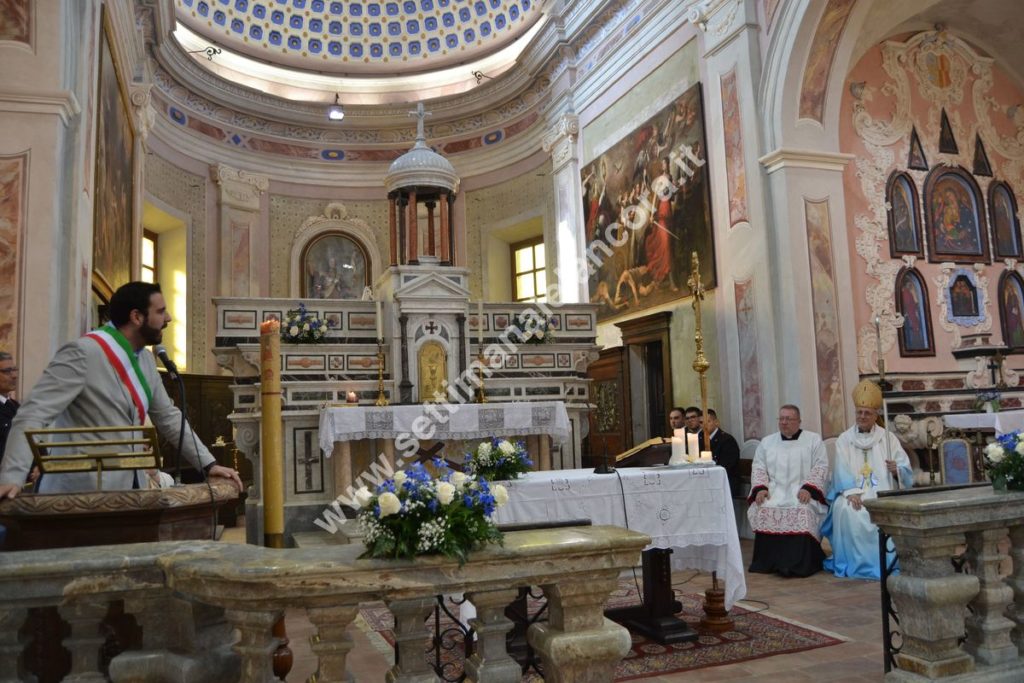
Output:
[
  {"xmin": 944, "ymin": 409, "xmax": 1024, "ymax": 435},
  {"xmin": 493, "ymin": 466, "xmax": 747, "ymax": 609},
  {"xmin": 318, "ymin": 401, "xmax": 572, "ymax": 457}
]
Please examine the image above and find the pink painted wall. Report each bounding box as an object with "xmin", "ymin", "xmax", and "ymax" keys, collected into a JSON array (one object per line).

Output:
[{"xmin": 841, "ymin": 30, "xmax": 1024, "ymax": 373}]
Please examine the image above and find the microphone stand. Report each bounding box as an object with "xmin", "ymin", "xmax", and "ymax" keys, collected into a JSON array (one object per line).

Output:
[
  {"xmin": 593, "ymin": 435, "xmax": 615, "ymax": 475},
  {"xmin": 171, "ymin": 369, "xmax": 188, "ymax": 486}
]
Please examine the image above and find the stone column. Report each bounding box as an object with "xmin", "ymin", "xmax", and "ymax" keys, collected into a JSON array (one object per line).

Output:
[
  {"xmin": 384, "ymin": 596, "xmax": 437, "ymax": 683},
  {"xmin": 212, "ymin": 164, "xmax": 269, "ymax": 297},
  {"xmin": 306, "ymin": 604, "xmax": 360, "ymax": 683},
  {"xmin": 1007, "ymin": 523, "xmax": 1024, "ymax": 654},
  {"xmin": 527, "ymin": 575, "xmax": 631, "ymax": 683},
  {"xmin": 333, "ymin": 440, "xmax": 353, "ymax": 500},
  {"xmin": 407, "ymin": 191, "xmax": 419, "ymax": 265},
  {"xmin": 398, "ymin": 195, "xmax": 408, "ymax": 266},
  {"xmin": 426, "ymin": 201, "xmax": 436, "ymax": 257},
  {"xmin": 964, "ymin": 527, "xmax": 1017, "ymax": 664},
  {"xmin": 541, "ymin": 114, "xmax": 584, "ymax": 304},
  {"xmin": 463, "ymin": 589, "xmax": 521, "ymax": 683},
  {"xmin": 59, "ymin": 598, "xmax": 109, "ymax": 682},
  {"xmin": 439, "ymin": 192, "xmax": 450, "ymax": 266},
  {"xmin": 389, "ymin": 196, "xmax": 399, "ymax": 266},
  {"xmin": 224, "ymin": 608, "xmax": 283, "ymax": 683},
  {"xmin": 886, "ymin": 532, "xmax": 978, "ymax": 678},
  {"xmin": 0, "ymin": 607, "xmax": 28, "ymax": 683}
]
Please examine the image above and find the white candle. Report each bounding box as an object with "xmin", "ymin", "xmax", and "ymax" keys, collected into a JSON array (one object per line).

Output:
[
  {"xmin": 477, "ymin": 300, "xmax": 484, "ymax": 345},
  {"xmin": 686, "ymin": 433, "xmax": 699, "ymax": 461},
  {"xmin": 375, "ymin": 299, "xmax": 383, "ymax": 341},
  {"xmin": 670, "ymin": 429, "xmax": 686, "ymax": 465},
  {"xmin": 699, "ymin": 450, "xmax": 713, "ymax": 462}
]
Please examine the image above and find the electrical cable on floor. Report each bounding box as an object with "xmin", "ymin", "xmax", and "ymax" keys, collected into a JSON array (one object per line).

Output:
[
  {"xmin": 734, "ymin": 598, "xmax": 770, "ymax": 614},
  {"xmin": 613, "ymin": 468, "xmax": 644, "ymax": 604},
  {"xmin": 189, "ymin": 427, "xmax": 218, "ymax": 541}
]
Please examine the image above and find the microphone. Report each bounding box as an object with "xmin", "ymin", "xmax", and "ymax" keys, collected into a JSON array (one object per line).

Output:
[{"xmin": 154, "ymin": 345, "xmax": 178, "ymax": 379}]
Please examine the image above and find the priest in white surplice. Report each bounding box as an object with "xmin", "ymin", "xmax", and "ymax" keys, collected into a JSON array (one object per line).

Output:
[
  {"xmin": 822, "ymin": 380, "xmax": 913, "ymax": 579},
  {"xmin": 747, "ymin": 405, "xmax": 830, "ymax": 577}
]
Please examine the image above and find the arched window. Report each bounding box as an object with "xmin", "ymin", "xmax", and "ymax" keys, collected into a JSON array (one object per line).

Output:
[
  {"xmin": 923, "ymin": 166, "xmax": 989, "ymax": 264},
  {"xmin": 999, "ymin": 271, "xmax": 1024, "ymax": 350},
  {"xmin": 989, "ymin": 181, "xmax": 1022, "ymax": 259},
  {"xmin": 300, "ymin": 232, "xmax": 370, "ymax": 299},
  {"xmin": 886, "ymin": 172, "xmax": 922, "ymax": 257},
  {"xmin": 895, "ymin": 268, "xmax": 935, "ymax": 356}
]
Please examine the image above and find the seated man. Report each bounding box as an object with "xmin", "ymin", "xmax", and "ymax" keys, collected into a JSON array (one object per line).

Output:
[
  {"xmin": 822, "ymin": 380, "xmax": 913, "ymax": 579},
  {"xmin": 668, "ymin": 406, "xmax": 686, "ymax": 435},
  {"xmin": 706, "ymin": 409, "xmax": 741, "ymax": 498},
  {"xmin": 747, "ymin": 405, "xmax": 830, "ymax": 577},
  {"xmin": 683, "ymin": 406, "xmax": 703, "ymax": 435}
]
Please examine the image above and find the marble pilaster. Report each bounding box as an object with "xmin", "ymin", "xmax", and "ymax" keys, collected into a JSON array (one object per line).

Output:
[
  {"xmin": 59, "ymin": 598, "xmax": 109, "ymax": 683},
  {"xmin": 212, "ymin": 163, "xmax": 269, "ymax": 298},
  {"xmin": 384, "ymin": 596, "xmax": 438, "ymax": 683},
  {"xmin": 306, "ymin": 604, "xmax": 360, "ymax": 683},
  {"xmin": 0, "ymin": 607, "xmax": 29, "ymax": 683},
  {"xmin": 965, "ymin": 528, "xmax": 1017, "ymax": 665},
  {"xmin": 541, "ymin": 113, "xmax": 585, "ymax": 304},
  {"xmin": 463, "ymin": 588, "xmax": 521, "ymax": 683},
  {"xmin": 224, "ymin": 608, "xmax": 283, "ymax": 683},
  {"xmin": 1007, "ymin": 524, "xmax": 1024, "ymax": 655}
]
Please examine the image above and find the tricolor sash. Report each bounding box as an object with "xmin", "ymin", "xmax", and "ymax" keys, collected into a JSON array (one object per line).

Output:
[{"xmin": 85, "ymin": 326, "xmax": 152, "ymax": 425}]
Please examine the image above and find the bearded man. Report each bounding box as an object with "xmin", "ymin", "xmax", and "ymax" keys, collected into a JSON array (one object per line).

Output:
[
  {"xmin": 822, "ymin": 380, "xmax": 913, "ymax": 579},
  {"xmin": 0, "ymin": 282, "xmax": 241, "ymax": 498}
]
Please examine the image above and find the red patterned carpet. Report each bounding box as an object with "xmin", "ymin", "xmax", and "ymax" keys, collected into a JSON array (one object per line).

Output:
[{"xmin": 359, "ymin": 580, "xmax": 844, "ymax": 680}]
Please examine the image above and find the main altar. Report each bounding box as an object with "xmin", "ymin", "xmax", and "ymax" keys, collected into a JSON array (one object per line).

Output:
[{"xmin": 212, "ymin": 107, "xmax": 600, "ymax": 544}]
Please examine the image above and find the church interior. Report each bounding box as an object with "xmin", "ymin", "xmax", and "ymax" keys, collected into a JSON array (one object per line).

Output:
[{"xmin": 3, "ymin": 0, "xmax": 1024, "ymax": 680}]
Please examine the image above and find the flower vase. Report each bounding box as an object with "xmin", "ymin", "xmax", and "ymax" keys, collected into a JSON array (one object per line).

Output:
[
  {"xmin": 992, "ymin": 474, "xmax": 1008, "ymax": 492},
  {"xmin": 984, "ymin": 402, "xmax": 994, "ymax": 413}
]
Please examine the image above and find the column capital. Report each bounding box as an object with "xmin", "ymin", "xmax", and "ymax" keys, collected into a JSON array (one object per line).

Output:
[
  {"xmin": 542, "ymin": 114, "xmax": 580, "ymax": 171},
  {"xmin": 212, "ymin": 163, "xmax": 269, "ymax": 210}
]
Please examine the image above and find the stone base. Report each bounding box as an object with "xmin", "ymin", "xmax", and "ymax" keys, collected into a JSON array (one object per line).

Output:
[
  {"xmin": 527, "ymin": 618, "xmax": 631, "ymax": 683},
  {"xmin": 887, "ymin": 660, "xmax": 1024, "ymax": 682},
  {"xmin": 245, "ymin": 500, "xmax": 352, "ymax": 546},
  {"xmin": 108, "ymin": 647, "xmax": 238, "ymax": 683}
]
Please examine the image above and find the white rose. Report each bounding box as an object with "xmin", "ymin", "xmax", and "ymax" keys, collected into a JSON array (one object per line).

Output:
[
  {"xmin": 393, "ymin": 470, "xmax": 407, "ymax": 485},
  {"xmin": 498, "ymin": 440, "xmax": 516, "ymax": 456},
  {"xmin": 492, "ymin": 484, "xmax": 509, "ymax": 507},
  {"xmin": 289, "ymin": 325, "xmax": 300, "ymax": 337},
  {"xmin": 378, "ymin": 492, "xmax": 401, "ymax": 517},
  {"xmin": 536, "ymin": 330, "xmax": 545, "ymax": 339},
  {"xmin": 450, "ymin": 471, "xmax": 468, "ymax": 487},
  {"xmin": 303, "ymin": 322, "xmax": 310, "ymax": 331},
  {"xmin": 989, "ymin": 448, "xmax": 1007, "ymax": 464},
  {"xmin": 354, "ymin": 486, "xmax": 374, "ymax": 509},
  {"xmin": 1015, "ymin": 441, "xmax": 1024, "ymax": 456},
  {"xmin": 435, "ymin": 481, "xmax": 456, "ymax": 505}
]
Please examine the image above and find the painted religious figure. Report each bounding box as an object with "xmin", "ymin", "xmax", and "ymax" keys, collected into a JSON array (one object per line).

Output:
[
  {"xmin": 990, "ymin": 183, "xmax": 1021, "ymax": 258},
  {"xmin": 580, "ymin": 83, "xmax": 715, "ymax": 322},
  {"xmin": 1000, "ymin": 274, "xmax": 1024, "ymax": 349},
  {"xmin": 949, "ymin": 275, "xmax": 979, "ymax": 318},
  {"xmin": 887, "ymin": 173, "xmax": 921, "ymax": 256},
  {"xmin": 925, "ymin": 169, "xmax": 988, "ymax": 262},
  {"xmin": 897, "ymin": 269, "xmax": 932, "ymax": 354},
  {"xmin": 92, "ymin": 9, "xmax": 135, "ymax": 300},
  {"xmin": 302, "ymin": 233, "xmax": 368, "ymax": 299}
]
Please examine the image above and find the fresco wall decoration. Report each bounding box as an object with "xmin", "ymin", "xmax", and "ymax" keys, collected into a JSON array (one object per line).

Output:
[
  {"xmin": 92, "ymin": 8, "xmax": 135, "ymax": 301},
  {"xmin": 0, "ymin": 0, "xmax": 31, "ymax": 44},
  {"xmin": 0, "ymin": 153, "xmax": 27, "ymax": 355},
  {"xmin": 580, "ymin": 83, "xmax": 715, "ymax": 323}
]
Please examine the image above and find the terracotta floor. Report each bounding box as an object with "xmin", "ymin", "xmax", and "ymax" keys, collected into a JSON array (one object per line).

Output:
[{"xmin": 222, "ymin": 525, "xmax": 886, "ymax": 681}]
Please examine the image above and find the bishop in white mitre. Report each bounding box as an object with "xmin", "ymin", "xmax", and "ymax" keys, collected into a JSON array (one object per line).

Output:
[{"xmin": 822, "ymin": 380, "xmax": 913, "ymax": 579}]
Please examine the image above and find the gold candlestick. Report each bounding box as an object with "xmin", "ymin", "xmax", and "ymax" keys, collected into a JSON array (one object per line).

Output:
[
  {"xmin": 687, "ymin": 252, "xmax": 712, "ymax": 452},
  {"xmin": 475, "ymin": 352, "xmax": 488, "ymax": 403},
  {"xmin": 375, "ymin": 338, "xmax": 390, "ymax": 406}
]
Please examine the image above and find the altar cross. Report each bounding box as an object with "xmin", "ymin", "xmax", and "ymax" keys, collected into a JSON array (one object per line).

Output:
[{"xmin": 409, "ymin": 102, "xmax": 432, "ymax": 141}]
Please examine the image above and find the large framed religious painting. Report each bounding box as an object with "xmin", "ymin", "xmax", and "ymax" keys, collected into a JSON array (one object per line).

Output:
[
  {"xmin": 91, "ymin": 7, "xmax": 135, "ymax": 302},
  {"xmin": 999, "ymin": 271, "xmax": 1024, "ymax": 350},
  {"xmin": 924, "ymin": 166, "xmax": 989, "ymax": 264},
  {"xmin": 580, "ymin": 83, "xmax": 715, "ymax": 322},
  {"xmin": 300, "ymin": 232, "xmax": 370, "ymax": 299},
  {"xmin": 939, "ymin": 438, "xmax": 974, "ymax": 485},
  {"xmin": 989, "ymin": 181, "xmax": 1022, "ymax": 259},
  {"xmin": 895, "ymin": 267, "xmax": 934, "ymax": 357},
  {"xmin": 886, "ymin": 172, "xmax": 923, "ymax": 257}
]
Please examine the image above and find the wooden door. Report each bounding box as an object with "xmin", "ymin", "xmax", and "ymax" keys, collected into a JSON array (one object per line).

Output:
[{"xmin": 584, "ymin": 346, "xmax": 629, "ymax": 466}]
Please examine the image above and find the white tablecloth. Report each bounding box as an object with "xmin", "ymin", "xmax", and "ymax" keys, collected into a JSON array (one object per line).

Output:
[
  {"xmin": 318, "ymin": 401, "xmax": 572, "ymax": 456},
  {"xmin": 944, "ymin": 409, "xmax": 1024, "ymax": 435},
  {"xmin": 493, "ymin": 466, "xmax": 747, "ymax": 609}
]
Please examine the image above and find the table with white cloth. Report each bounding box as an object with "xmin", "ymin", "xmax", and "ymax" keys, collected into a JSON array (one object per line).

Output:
[
  {"xmin": 943, "ymin": 409, "xmax": 1024, "ymax": 435},
  {"xmin": 318, "ymin": 401, "xmax": 572, "ymax": 494},
  {"xmin": 492, "ymin": 465, "xmax": 747, "ymax": 610}
]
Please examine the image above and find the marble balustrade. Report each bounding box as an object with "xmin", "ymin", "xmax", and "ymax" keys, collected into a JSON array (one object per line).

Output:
[
  {"xmin": 865, "ymin": 486, "xmax": 1024, "ymax": 682},
  {"xmin": 0, "ymin": 524, "xmax": 647, "ymax": 683}
]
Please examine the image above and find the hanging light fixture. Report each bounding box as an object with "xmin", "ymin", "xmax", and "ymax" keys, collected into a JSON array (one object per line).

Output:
[{"xmin": 327, "ymin": 93, "xmax": 345, "ymax": 121}]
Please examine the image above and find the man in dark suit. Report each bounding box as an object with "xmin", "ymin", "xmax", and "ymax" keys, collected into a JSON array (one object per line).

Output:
[
  {"xmin": 0, "ymin": 352, "xmax": 18, "ymax": 469},
  {"xmin": 707, "ymin": 409, "xmax": 741, "ymax": 498}
]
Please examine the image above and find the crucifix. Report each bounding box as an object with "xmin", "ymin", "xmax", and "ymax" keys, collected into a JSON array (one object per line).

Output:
[
  {"xmin": 409, "ymin": 101, "xmax": 432, "ymax": 142},
  {"xmin": 988, "ymin": 350, "xmax": 1008, "ymax": 388},
  {"xmin": 296, "ymin": 430, "xmax": 320, "ymax": 492}
]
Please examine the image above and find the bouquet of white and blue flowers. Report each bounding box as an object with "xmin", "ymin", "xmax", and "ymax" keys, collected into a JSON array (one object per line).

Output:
[
  {"xmin": 984, "ymin": 431, "xmax": 1024, "ymax": 491},
  {"xmin": 281, "ymin": 303, "xmax": 334, "ymax": 343},
  {"xmin": 354, "ymin": 460, "xmax": 508, "ymax": 564},
  {"xmin": 464, "ymin": 438, "xmax": 533, "ymax": 482}
]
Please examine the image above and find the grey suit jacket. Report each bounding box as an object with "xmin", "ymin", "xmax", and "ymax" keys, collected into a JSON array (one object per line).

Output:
[{"xmin": 0, "ymin": 336, "xmax": 215, "ymax": 492}]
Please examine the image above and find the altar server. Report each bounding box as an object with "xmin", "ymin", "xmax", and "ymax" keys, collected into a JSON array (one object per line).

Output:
[
  {"xmin": 822, "ymin": 380, "xmax": 913, "ymax": 579},
  {"xmin": 747, "ymin": 405, "xmax": 830, "ymax": 577}
]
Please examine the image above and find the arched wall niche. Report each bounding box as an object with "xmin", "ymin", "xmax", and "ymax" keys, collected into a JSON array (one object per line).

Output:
[{"xmin": 288, "ymin": 202, "xmax": 384, "ymax": 299}]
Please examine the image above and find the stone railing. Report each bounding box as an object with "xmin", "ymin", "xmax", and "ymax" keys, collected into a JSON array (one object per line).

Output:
[
  {"xmin": 865, "ymin": 486, "xmax": 1024, "ymax": 681},
  {"xmin": 0, "ymin": 524, "xmax": 648, "ymax": 682}
]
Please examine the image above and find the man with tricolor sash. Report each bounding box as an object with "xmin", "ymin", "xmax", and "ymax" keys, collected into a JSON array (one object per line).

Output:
[{"xmin": 0, "ymin": 282, "xmax": 242, "ymax": 499}]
